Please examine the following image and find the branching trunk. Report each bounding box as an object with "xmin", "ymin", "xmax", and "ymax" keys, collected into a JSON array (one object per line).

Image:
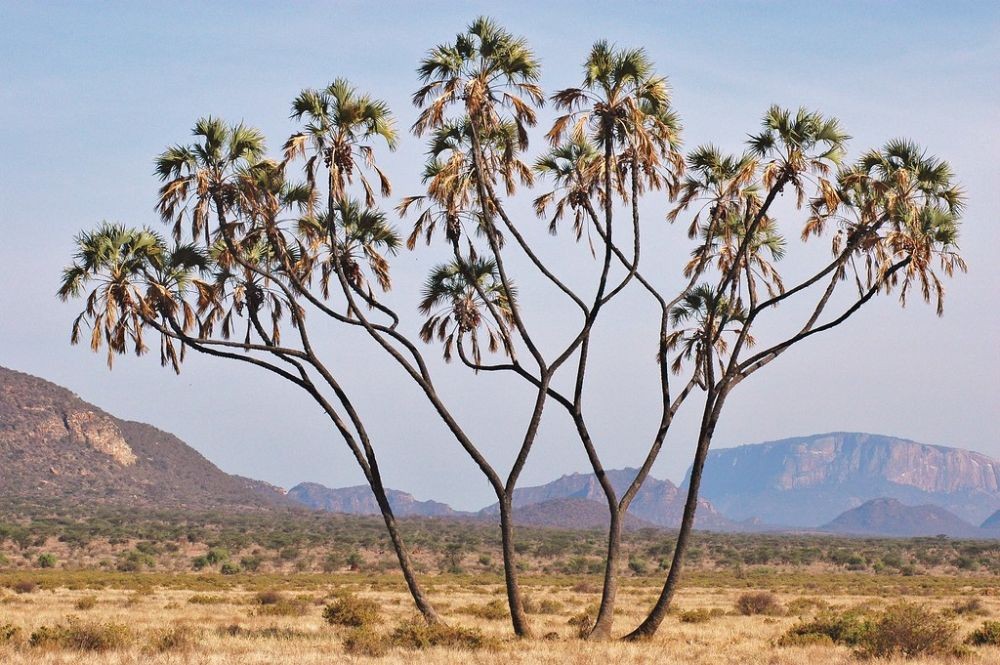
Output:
[{"xmin": 498, "ymin": 497, "xmax": 533, "ymax": 637}]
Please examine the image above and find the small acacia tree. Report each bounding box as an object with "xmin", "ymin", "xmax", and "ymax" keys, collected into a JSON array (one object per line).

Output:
[{"xmin": 60, "ymin": 17, "xmax": 965, "ymax": 641}]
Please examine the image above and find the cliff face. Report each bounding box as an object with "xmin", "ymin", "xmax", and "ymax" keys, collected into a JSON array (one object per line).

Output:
[
  {"xmin": 0, "ymin": 366, "xmax": 289, "ymax": 510},
  {"xmin": 287, "ymin": 482, "xmax": 458, "ymax": 518},
  {"xmin": 691, "ymin": 433, "xmax": 1000, "ymax": 526}
]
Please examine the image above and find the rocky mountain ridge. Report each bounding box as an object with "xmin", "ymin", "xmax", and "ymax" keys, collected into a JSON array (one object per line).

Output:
[{"xmin": 0, "ymin": 365, "xmax": 290, "ymax": 510}]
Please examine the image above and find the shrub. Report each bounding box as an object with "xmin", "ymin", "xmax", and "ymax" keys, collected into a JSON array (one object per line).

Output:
[
  {"xmin": 118, "ymin": 550, "xmax": 156, "ymax": 572},
  {"xmin": 736, "ymin": 591, "xmax": 783, "ymax": 616},
  {"xmin": 12, "ymin": 580, "xmax": 36, "ymax": 594},
  {"xmin": 147, "ymin": 625, "xmax": 199, "ymax": 653},
  {"xmin": 0, "ymin": 623, "xmax": 23, "ymax": 645},
  {"xmin": 187, "ymin": 594, "xmax": 226, "ymax": 605},
  {"xmin": 777, "ymin": 609, "xmax": 871, "ymax": 647},
  {"xmin": 785, "ymin": 596, "xmax": 830, "ymax": 616},
  {"xmin": 240, "ymin": 555, "xmax": 262, "ymax": 572},
  {"xmin": 219, "ymin": 624, "xmax": 305, "ymax": 640},
  {"xmin": 205, "ymin": 548, "xmax": 229, "ymax": 565},
  {"xmin": 323, "ymin": 594, "xmax": 379, "ymax": 627},
  {"xmin": 389, "ymin": 619, "xmax": 495, "ymax": 650},
  {"xmin": 36, "ymin": 553, "xmax": 57, "ymax": 569},
  {"xmin": 75, "ymin": 595, "xmax": 98, "ymax": 610},
  {"xmin": 949, "ymin": 597, "xmax": 988, "ymax": 617},
  {"xmin": 255, "ymin": 590, "xmax": 284, "ymax": 605},
  {"xmin": 855, "ymin": 603, "xmax": 961, "ymax": 659},
  {"xmin": 458, "ymin": 599, "xmax": 508, "ymax": 621},
  {"xmin": 256, "ymin": 597, "xmax": 310, "ymax": 617},
  {"xmin": 220, "ymin": 562, "xmax": 241, "ymax": 575},
  {"xmin": 628, "ymin": 556, "xmax": 649, "ymax": 575},
  {"xmin": 679, "ymin": 608, "xmax": 714, "ymax": 624},
  {"xmin": 343, "ymin": 626, "xmax": 388, "ymax": 657},
  {"xmin": 30, "ymin": 618, "xmax": 131, "ymax": 651},
  {"xmin": 567, "ymin": 611, "xmax": 594, "ymax": 638},
  {"xmin": 966, "ymin": 620, "xmax": 1000, "ymax": 647}
]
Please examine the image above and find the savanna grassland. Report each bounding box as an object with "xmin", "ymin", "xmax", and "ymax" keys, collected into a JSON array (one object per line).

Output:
[{"xmin": 2, "ymin": 506, "xmax": 1000, "ymax": 663}]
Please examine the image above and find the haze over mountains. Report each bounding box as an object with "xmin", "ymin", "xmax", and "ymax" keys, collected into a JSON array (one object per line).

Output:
[{"xmin": 3, "ymin": 365, "xmax": 1000, "ymax": 538}]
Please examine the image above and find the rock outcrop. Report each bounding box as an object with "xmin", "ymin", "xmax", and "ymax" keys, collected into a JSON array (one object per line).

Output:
[{"xmin": 0, "ymin": 365, "xmax": 290, "ymax": 510}]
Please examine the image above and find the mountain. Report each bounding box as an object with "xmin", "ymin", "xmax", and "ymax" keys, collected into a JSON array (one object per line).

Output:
[
  {"xmin": 0, "ymin": 365, "xmax": 290, "ymax": 510},
  {"xmin": 982, "ymin": 510, "xmax": 1000, "ymax": 531},
  {"xmin": 690, "ymin": 432, "xmax": 1000, "ymax": 527},
  {"xmin": 821, "ymin": 498, "xmax": 982, "ymax": 538},
  {"xmin": 479, "ymin": 468, "xmax": 737, "ymax": 531},
  {"xmin": 287, "ymin": 482, "xmax": 461, "ymax": 518},
  {"xmin": 509, "ymin": 498, "xmax": 660, "ymax": 530}
]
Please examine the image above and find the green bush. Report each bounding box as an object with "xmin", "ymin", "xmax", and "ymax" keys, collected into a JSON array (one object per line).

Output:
[
  {"xmin": 342, "ymin": 626, "xmax": 388, "ymax": 657},
  {"xmin": 36, "ymin": 553, "xmax": 57, "ymax": 568},
  {"xmin": 389, "ymin": 619, "xmax": 495, "ymax": 650},
  {"xmin": 777, "ymin": 608, "xmax": 871, "ymax": 647},
  {"xmin": 205, "ymin": 548, "xmax": 229, "ymax": 565},
  {"xmin": 855, "ymin": 603, "xmax": 961, "ymax": 659},
  {"xmin": 966, "ymin": 620, "xmax": 1000, "ymax": 647},
  {"xmin": 736, "ymin": 591, "xmax": 783, "ymax": 616},
  {"xmin": 255, "ymin": 597, "xmax": 310, "ymax": 617},
  {"xmin": 679, "ymin": 608, "xmax": 718, "ymax": 624},
  {"xmin": 30, "ymin": 618, "xmax": 131, "ymax": 651},
  {"xmin": 220, "ymin": 562, "xmax": 241, "ymax": 575},
  {"xmin": 323, "ymin": 594, "xmax": 380, "ymax": 627},
  {"xmin": 240, "ymin": 555, "xmax": 262, "ymax": 572}
]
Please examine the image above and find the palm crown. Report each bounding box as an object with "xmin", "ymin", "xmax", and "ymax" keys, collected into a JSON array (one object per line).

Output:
[
  {"xmin": 418, "ymin": 257, "xmax": 515, "ymax": 364},
  {"xmin": 548, "ymin": 41, "xmax": 683, "ymax": 194},
  {"xmin": 284, "ymin": 79, "xmax": 398, "ymax": 209},
  {"xmin": 156, "ymin": 117, "xmax": 266, "ymax": 243}
]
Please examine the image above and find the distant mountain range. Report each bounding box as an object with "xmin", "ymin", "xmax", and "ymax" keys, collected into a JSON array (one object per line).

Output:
[
  {"xmin": 4, "ymin": 365, "xmax": 1000, "ymax": 538},
  {"xmin": 691, "ymin": 432, "xmax": 1000, "ymax": 527},
  {"xmin": 290, "ymin": 469, "xmax": 736, "ymax": 531},
  {"xmin": 287, "ymin": 482, "xmax": 459, "ymax": 518}
]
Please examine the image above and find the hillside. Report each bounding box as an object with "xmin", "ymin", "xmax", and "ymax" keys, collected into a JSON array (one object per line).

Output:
[
  {"xmin": 287, "ymin": 482, "xmax": 461, "ymax": 517},
  {"xmin": 820, "ymin": 498, "xmax": 983, "ymax": 538},
  {"xmin": 478, "ymin": 468, "xmax": 736, "ymax": 531},
  {"xmin": 691, "ymin": 432, "xmax": 1000, "ymax": 526},
  {"xmin": 0, "ymin": 365, "xmax": 290, "ymax": 510}
]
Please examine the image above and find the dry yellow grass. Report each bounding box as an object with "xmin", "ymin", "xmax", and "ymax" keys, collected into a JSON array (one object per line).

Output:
[{"xmin": 2, "ymin": 582, "xmax": 999, "ymax": 664}]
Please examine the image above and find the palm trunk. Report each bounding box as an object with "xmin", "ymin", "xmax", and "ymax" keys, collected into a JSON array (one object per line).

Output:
[
  {"xmin": 369, "ymin": 474, "xmax": 441, "ymax": 624},
  {"xmin": 588, "ymin": 507, "xmax": 622, "ymax": 639},
  {"xmin": 499, "ymin": 497, "xmax": 533, "ymax": 637},
  {"xmin": 625, "ymin": 388, "xmax": 726, "ymax": 640}
]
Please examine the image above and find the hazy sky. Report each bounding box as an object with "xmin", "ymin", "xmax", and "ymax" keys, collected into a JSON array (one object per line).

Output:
[{"xmin": 2, "ymin": 1, "xmax": 998, "ymax": 510}]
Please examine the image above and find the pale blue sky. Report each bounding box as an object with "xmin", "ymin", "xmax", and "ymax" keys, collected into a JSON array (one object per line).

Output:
[{"xmin": 1, "ymin": 1, "xmax": 998, "ymax": 509}]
